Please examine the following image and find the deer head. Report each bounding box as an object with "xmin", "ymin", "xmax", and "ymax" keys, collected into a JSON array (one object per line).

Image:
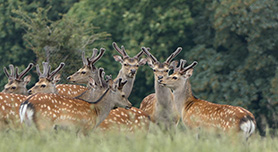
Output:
[
  {"xmin": 112, "ymin": 42, "xmax": 147, "ymax": 78},
  {"xmin": 2, "ymin": 63, "xmax": 34, "ymax": 95},
  {"xmin": 28, "ymin": 62, "xmax": 65, "ymax": 95},
  {"xmin": 141, "ymin": 47, "xmax": 181, "ymax": 82},
  {"xmin": 159, "ymin": 59, "xmax": 198, "ymax": 90},
  {"xmin": 67, "ymin": 48, "xmax": 105, "ymax": 84},
  {"xmin": 80, "ymin": 68, "xmax": 132, "ymax": 110}
]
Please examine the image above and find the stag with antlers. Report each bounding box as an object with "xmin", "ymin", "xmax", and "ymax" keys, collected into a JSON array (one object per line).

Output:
[
  {"xmin": 139, "ymin": 47, "xmax": 182, "ymax": 131},
  {"xmin": 158, "ymin": 60, "xmax": 256, "ymax": 139},
  {"xmin": 20, "ymin": 68, "xmax": 132, "ymax": 135},
  {"xmin": 2, "ymin": 63, "xmax": 34, "ymax": 95}
]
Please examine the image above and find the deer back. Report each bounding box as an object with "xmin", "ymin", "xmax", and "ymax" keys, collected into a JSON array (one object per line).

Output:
[
  {"xmin": 99, "ymin": 107, "xmax": 151, "ymax": 132},
  {"xmin": 0, "ymin": 92, "xmax": 27, "ymax": 129}
]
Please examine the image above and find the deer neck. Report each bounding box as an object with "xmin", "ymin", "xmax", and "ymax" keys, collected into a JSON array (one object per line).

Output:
[
  {"xmin": 154, "ymin": 78, "xmax": 175, "ymax": 115},
  {"xmin": 172, "ymin": 79, "xmax": 194, "ymax": 115},
  {"xmin": 92, "ymin": 91, "xmax": 114, "ymax": 128},
  {"xmin": 115, "ymin": 70, "xmax": 135, "ymax": 98}
]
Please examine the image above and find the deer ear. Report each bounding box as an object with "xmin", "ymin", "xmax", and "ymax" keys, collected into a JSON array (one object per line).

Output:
[
  {"xmin": 53, "ymin": 74, "xmax": 61, "ymax": 84},
  {"xmin": 146, "ymin": 58, "xmax": 155, "ymax": 68},
  {"xmin": 113, "ymin": 55, "xmax": 123, "ymax": 63},
  {"xmin": 185, "ymin": 69, "xmax": 194, "ymax": 78},
  {"xmin": 88, "ymin": 77, "xmax": 97, "ymax": 89},
  {"xmin": 138, "ymin": 58, "xmax": 147, "ymax": 66},
  {"xmin": 23, "ymin": 75, "xmax": 32, "ymax": 85}
]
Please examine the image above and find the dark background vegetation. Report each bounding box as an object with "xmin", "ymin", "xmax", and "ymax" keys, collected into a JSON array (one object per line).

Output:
[{"xmin": 0, "ymin": 0, "xmax": 277, "ymax": 136}]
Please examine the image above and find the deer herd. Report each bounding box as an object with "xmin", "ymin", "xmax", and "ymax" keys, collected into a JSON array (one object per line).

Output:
[{"xmin": 0, "ymin": 42, "xmax": 256, "ymax": 139}]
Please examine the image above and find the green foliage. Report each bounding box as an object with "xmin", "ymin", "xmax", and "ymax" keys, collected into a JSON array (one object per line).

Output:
[
  {"xmin": 186, "ymin": 0, "xmax": 278, "ymax": 135},
  {"xmin": 11, "ymin": 6, "xmax": 110, "ymax": 83},
  {"xmin": 0, "ymin": 0, "xmax": 36, "ymax": 88},
  {"xmin": 0, "ymin": 0, "xmax": 79, "ymax": 88}
]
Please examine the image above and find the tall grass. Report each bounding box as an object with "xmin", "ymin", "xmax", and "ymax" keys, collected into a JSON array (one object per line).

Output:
[{"xmin": 0, "ymin": 126, "xmax": 277, "ymax": 152}]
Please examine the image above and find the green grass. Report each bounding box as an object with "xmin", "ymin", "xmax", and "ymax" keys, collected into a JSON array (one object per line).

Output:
[{"xmin": 0, "ymin": 127, "xmax": 277, "ymax": 152}]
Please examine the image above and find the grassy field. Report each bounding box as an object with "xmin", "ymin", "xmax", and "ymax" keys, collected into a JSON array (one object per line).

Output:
[{"xmin": 0, "ymin": 126, "xmax": 277, "ymax": 152}]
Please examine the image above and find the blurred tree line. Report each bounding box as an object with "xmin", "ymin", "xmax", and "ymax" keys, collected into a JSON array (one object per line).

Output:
[{"xmin": 0, "ymin": 0, "xmax": 277, "ymax": 136}]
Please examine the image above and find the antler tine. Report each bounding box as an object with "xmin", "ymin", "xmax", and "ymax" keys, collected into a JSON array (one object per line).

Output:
[
  {"xmin": 112, "ymin": 42, "xmax": 124, "ymax": 56},
  {"xmin": 105, "ymin": 75, "xmax": 112, "ymax": 82},
  {"xmin": 179, "ymin": 59, "xmax": 187, "ymax": 72},
  {"xmin": 42, "ymin": 62, "xmax": 50, "ymax": 78},
  {"xmin": 91, "ymin": 48, "xmax": 106, "ymax": 65},
  {"xmin": 141, "ymin": 47, "xmax": 158, "ymax": 63},
  {"xmin": 165, "ymin": 47, "xmax": 182, "ymax": 64},
  {"xmin": 48, "ymin": 62, "xmax": 65, "ymax": 80},
  {"xmin": 3, "ymin": 67, "xmax": 10, "ymax": 78},
  {"xmin": 121, "ymin": 45, "xmax": 128, "ymax": 57},
  {"xmin": 9, "ymin": 64, "xmax": 16, "ymax": 79},
  {"xmin": 15, "ymin": 67, "xmax": 19, "ymax": 79},
  {"xmin": 88, "ymin": 48, "xmax": 99, "ymax": 61},
  {"xmin": 98, "ymin": 68, "xmax": 105, "ymax": 87},
  {"xmin": 36, "ymin": 64, "xmax": 42, "ymax": 77},
  {"xmin": 81, "ymin": 51, "xmax": 88, "ymax": 66},
  {"xmin": 180, "ymin": 61, "xmax": 198, "ymax": 74},
  {"xmin": 17, "ymin": 63, "xmax": 34, "ymax": 80},
  {"xmin": 135, "ymin": 50, "xmax": 144, "ymax": 59},
  {"xmin": 118, "ymin": 78, "xmax": 127, "ymax": 90}
]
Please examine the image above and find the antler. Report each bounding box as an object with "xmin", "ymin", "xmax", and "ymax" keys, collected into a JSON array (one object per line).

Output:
[
  {"xmin": 165, "ymin": 47, "xmax": 182, "ymax": 64},
  {"xmin": 134, "ymin": 50, "xmax": 144, "ymax": 59},
  {"xmin": 112, "ymin": 42, "xmax": 129, "ymax": 58},
  {"xmin": 36, "ymin": 62, "xmax": 50, "ymax": 78},
  {"xmin": 141, "ymin": 47, "xmax": 158, "ymax": 63},
  {"xmin": 81, "ymin": 48, "xmax": 105, "ymax": 67},
  {"xmin": 180, "ymin": 61, "xmax": 198, "ymax": 74},
  {"xmin": 117, "ymin": 78, "xmax": 127, "ymax": 90},
  {"xmin": 173, "ymin": 59, "xmax": 186, "ymax": 72},
  {"xmin": 97, "ymin": 68, "xmax": 107, "ymax": 88},
  {"xmin": 90, "ymin": 48, "xmax": 106, "ymax": 65},
  {"xmin": 16, "ymin": 63, "xmax": 34, "ymax": 80},
  {"xmin": 36, "ymin": 62, "xmax": 65, "ymax": 80},
  {"xmin": 81, "ymin": 51, "xmax": 88, "ymax": 66},
  {"xmin": 48, "ymin": 62, "xmax": 65, "ymax": 80},
  {"xmin": 3, "ymin": 64, "xmax": 15, "ymax": 79},
  {"xmin": 88, "ymin": 48, "xmax": 99, "ymax": 61}
]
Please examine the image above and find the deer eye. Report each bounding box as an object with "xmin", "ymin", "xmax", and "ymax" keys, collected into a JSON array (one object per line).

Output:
[
  {"xmin": 172, "ymin": 76, "xmax": 177, "ymax": 80},
  {"xmin": 153, "ymin": 69, "xmax": 156, "ymax": 72},
  {"xmin": 122, "ymin": 95, "xmax": 125, "ymax": 98},
  {"xmin": 136, "ymin": 65, "xmax": 139, "ymax": 67},
  {"xmin": 41, "ymin": 84, "xmax": 46, "ymax": 88},
  {"xmin": 124, "ymin": 63, "xmax": 128, "ymax": 66},
  {"xmin": 165, "ymin": 70, "xmax": 169, "ymax": 72},
  {"xmin": 81, "ymin": 71, "xmax": 86, "ymax": 74},
  {"xmin": 11, "ymin": 86, "xmax": 16, "ymax": 90}
]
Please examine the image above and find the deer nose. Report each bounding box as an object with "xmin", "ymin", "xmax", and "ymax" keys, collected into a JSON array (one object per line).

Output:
[
  {"xmin": 130, "ymin": 69, "xmax": 136, "ymax": 75},
  {"xmin": 67, "ymin": 76, "xmax": 71, "ymax": 80},
  {"xmin": 158, "ymin": 76, "xmax": 163, "ymax": 80},
  {"xmin": 27, "ymin": 90, "xmax": 32, "ymax": 95}
]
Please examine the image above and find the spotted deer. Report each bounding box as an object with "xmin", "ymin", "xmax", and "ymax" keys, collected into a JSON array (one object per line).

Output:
[
  {"xmin": 112, "ymin": 42, "xmax": 147, "ymax": 98},
  {"xmin": 158, "ymin": 60, "xmax": 256, "ymax": 139},
  {"xmin": 0, "ymin": 92, "xmax": 28, "ymax": 129},
  {"xmin": 58, "ymin": 48, "xmax": 106, "ymax": 97},
  {"xmin": 27, "ymin": 62, "xmax": 65, "ymax": 95},
  {"xmin": 19, "ymin": 69, "xmax": 132, "ymax": 135},
  {"xmin": 2, "ymin": 63, "xmax": 34, "ymax": 95},
  {"xmin": 65, "ymin": 43, "xmax": 150, "ymax": 132},
  {"xmin": 26, "ymin": 65, "xmax": 150, "ymax": 133},
  {"xmin": 139, "ymin": 47, "xmax": 181, "ymax": 131}
]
